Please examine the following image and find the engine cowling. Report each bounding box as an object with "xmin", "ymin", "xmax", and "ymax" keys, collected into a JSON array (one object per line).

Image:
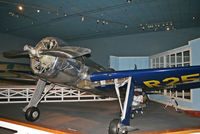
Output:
[
  {"xmin": 25, "ymin": 37, "xmax": 58, "ymax": 75},
  {"xmin": 25, "ymin": 37, "xmax": 89, "ymax": 87}
]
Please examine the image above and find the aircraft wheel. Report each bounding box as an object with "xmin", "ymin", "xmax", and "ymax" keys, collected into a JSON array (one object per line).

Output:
[
  {"xmin": 25, "ymin": 107, "xmax": 40, "ymax": 122},
  {"xmin": 108, "ymin": 119, "xmax": 128, "ymax": 134}
]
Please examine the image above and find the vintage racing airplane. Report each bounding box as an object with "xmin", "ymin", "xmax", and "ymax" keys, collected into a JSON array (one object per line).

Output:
[{"xmin": 3, "ymin": 37, "xmax": 200, "ymax": 134}]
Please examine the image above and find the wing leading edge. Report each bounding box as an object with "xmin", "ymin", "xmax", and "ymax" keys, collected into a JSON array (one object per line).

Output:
[{"xmin": 90, "ymin": 66, "xmax": 200, "ymax": 90}]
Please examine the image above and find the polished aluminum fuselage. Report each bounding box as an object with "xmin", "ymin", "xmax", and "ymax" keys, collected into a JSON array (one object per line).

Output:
[{"xmin": 36, "ymin": 56, "xmax": 105, "ymax": 88}]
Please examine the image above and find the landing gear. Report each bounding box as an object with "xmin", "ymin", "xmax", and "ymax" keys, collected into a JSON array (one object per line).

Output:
[
  {"xmin": 23, "ymin": 79, "xmax": 55, "ymax": 122},
  {"xmin": 25, "ymin": 107, "xmax": 40, "ymax": 122},
  {"xmin": 109, "ymin": 77, "xmax": 136, "ymax": 134},
  {"xmin": 108, "ymin": 119, "xmax": 128, "ymax": 134}
]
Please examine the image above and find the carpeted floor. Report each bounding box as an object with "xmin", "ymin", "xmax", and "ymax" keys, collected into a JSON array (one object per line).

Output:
[{"xmin": 0, "ymin": 101, "xmax": 200, "ymax": 134}]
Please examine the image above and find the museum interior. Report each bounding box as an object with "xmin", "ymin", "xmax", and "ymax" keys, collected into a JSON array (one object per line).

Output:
[{"xmin": 0, "ymin": 0, "xmax": 200, "ymax": 134}]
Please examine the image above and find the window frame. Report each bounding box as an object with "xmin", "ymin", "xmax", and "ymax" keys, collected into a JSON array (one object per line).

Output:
[
  {"xmin": 150, "ymin": 48, "xmax": 192, "ymax": 101},
  {"xmin": 151, "ymin": 48, "xmax": 191, "ymax": 68}
]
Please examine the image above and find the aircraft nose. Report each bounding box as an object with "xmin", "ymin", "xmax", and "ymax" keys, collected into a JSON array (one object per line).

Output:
[{"xmin": 24, "ymin": 45, "xmax": 39, "ymax": 58}]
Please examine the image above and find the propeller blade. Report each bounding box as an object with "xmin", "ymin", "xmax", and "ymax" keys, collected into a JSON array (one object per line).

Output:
[{"xmin": 3, "ymin": 50, "xmax": 29, "ymax": 58}]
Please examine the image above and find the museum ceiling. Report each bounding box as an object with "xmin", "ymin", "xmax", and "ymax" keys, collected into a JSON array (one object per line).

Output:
[{"xmin": 0, "ymin": 0, "xmax": 200, "ymax": 41}]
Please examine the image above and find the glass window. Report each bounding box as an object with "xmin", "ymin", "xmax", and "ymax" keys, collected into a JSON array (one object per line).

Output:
[
  {"xmin": 166, "ymin": 55, "xmax": 170, "ymax": 67},
  {"xmin": 152, "ymin": 58, "xmax": 156, "ymax": 68},
  {"xmin": 160, "ymin": 57, "xmax": 164, "ymax": 63},
  {"xmin": 176, "ymin": 52, "xmax": 182, "ymax": 63},
  {"xmin": 156, "ymin": 57, "xmax": 159, "ymax": 68},
  {"xmin": 160, "ymin": 57, "xmax": 164, "ymax": 68},
  {"xmin": 177, "ymin": 64, "xmax": 182, "ymax": 67},
  {"xmin": 150, "ymin": 50, "xmax": 190, "ymax": 69},
  {"xmin": 156, "ymin": 57, "xmax": 159, "ymax": 63},
  {"xmin": 171, "ymin": 65, "xmax": 175, "ymax": 67},
  {"xmin": 184, "ymin": 50, "xmax": 190, "ymax": 62},
  {"xmin": 166, "ymin": 55, "xmax": 169, "ymax": 63},
  {"xmin": 171, "ymin": 54, "xmax": 175, "ymax": 64},
  {"xmin": 184, "ymin": 63, "xmax": 190, "ymax": 67},
  {"xmin": 184, "ymin": 89, "xmax": 191, "ymax": 99}
]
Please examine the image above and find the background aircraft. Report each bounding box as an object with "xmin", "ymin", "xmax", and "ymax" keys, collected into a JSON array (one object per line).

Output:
[
  {"xmin": 4, "ymin": 37, "xmax": 200, "ymax": 134},
  {"xmin": 0, "ymin": 61, "xmax": 36, "ymax": 85}
]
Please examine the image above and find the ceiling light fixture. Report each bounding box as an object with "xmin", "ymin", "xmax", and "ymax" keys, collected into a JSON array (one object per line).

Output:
[
  {"xmin": 96, "ymin": 19, "xmax": 100, "ymax": 24},
  {"xmin": 81, "ymin": 16, "xmax": 85, "ymax": 22},
  {"xmin": 142, "ymin": 26, "xmax": 145, "ymax": 30},
  {"xmin": 102, "ymin": 20, "xmax": 105, "ymax": 25},
  {"xmin": 8, "ymin": 11, "xmax": 20, "ymax": 18},
  {"xmin": 8, "ymin": 11, "xmax": 14, "ymax": 16},
  {"xmin": 127, "ymin": 0, "xmax": 131, "ymax": 3},
  {"xmin": 140, "ymin": 21, "xmax": 175, "ymax": 32},
  {"xmin": 18, "ymin": 5, "xmax": 23, "ymax": 11}
]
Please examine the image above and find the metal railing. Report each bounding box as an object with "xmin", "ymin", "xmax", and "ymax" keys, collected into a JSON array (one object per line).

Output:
[{"xmin": 0, "ymin": 85, "xmax": 116, "ymax": 103}]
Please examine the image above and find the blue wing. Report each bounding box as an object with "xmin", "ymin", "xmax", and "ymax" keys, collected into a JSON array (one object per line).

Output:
[{"xmin": 90, "ymin": 66, "xmax": 200, "ymax": 90}]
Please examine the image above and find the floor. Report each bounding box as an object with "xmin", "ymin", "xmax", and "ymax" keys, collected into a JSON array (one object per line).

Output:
[{"xmin": 0, "ymin": 101, "xmax": 200, "ymax": 134}]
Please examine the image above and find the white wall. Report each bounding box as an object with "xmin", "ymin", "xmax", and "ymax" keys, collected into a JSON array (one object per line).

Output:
[
  {"xmin": 110, "ymin": 56, "xmax": 149, "ymax": 70},
  {"xmin": 70, "ymin": 27, "xmax": 200, "ymax": 68}
]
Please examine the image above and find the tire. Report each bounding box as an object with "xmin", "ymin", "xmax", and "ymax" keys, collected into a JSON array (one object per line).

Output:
[
  {"xmin": 25, "ymin": 107, "xmax": 40, "ymax": 122},
  {"xmin": 108, "ymin": 119, "xmax": 128, "ymax": 134}
]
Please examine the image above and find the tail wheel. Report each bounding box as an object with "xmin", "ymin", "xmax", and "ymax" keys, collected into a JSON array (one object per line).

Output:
[{"xmin": 25, "ymin": 107, "xmax": 40, "ymax": 122}]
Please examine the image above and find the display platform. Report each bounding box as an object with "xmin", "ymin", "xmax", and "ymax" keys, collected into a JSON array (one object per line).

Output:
[
  {"xmin": 0, "ymin": 117, "xmax": 79, "ymax": 134},
  {"xmin": 0, "ymin": 101, "xmax": 200, "ymax": 134}
]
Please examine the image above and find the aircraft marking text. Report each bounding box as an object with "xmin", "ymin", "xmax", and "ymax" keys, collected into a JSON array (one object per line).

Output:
[{"xmin": 143, "ymin": 73, "xmax": 200, "ymax": 88}]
